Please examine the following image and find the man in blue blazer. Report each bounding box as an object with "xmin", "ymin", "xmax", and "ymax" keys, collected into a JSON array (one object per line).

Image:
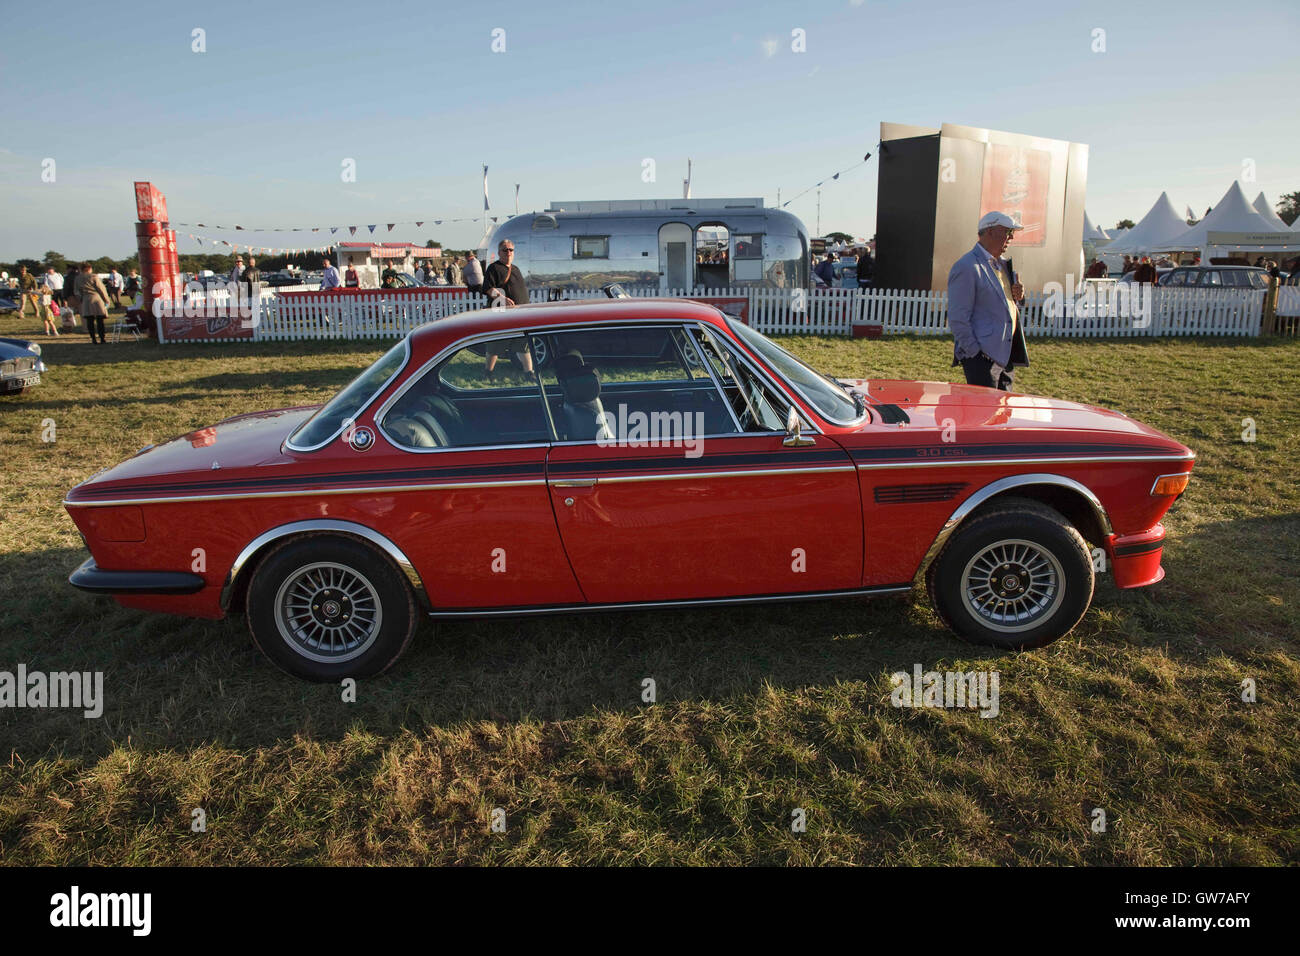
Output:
[{"xmin": 948, "ymin": 210, "xmax": 1029, "ymax": 391}]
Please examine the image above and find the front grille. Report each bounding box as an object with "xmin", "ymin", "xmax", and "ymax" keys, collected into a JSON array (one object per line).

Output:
[
  {"xmin": 874, "ymin": 482, "xmax": 968, "ymax": 504},
  {"xmin": 0, "ymin": 360, "xmax": 13, "ymax": 376}
]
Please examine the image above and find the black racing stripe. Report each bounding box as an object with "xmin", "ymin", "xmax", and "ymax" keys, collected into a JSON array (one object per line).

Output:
[
  {"xmin": 850, "ymin": 442, "xmax": 1177, "ymax": 463},
  {"xmin": 76, "ymin": 460, "xmax": 546, "ymax": 499},
  {"xmin": 547, "ymin": 448, "xmax": 848, "ymax": 476},
  {"xmin": 1113, "ymin": 539, "xmax": 1164, "ymax": 558}
]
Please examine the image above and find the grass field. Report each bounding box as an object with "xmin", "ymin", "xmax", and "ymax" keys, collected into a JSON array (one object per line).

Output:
[{"xmin": 1, "ymin": 311, "xmax": 1297, "ymax": 865}]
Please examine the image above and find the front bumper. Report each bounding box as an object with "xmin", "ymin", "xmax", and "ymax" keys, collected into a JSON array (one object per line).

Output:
[
  {"xmin": 69, "ymin": 557, "xmax": 206, "ymax": 595},
  {"xmin": 1108, "ymin": 524, "xmax": 1166, "ymax": 589}
]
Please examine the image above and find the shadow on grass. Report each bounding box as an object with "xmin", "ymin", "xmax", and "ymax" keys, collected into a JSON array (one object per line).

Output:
[{"xmin": 4, "ymin": 511, "xmax": 1295, "ymax": 761}]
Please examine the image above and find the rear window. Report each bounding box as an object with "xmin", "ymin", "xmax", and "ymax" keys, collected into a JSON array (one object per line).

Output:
[{"xmin": 287, "ymin": 340, "xmax": 408, "ymax": 450}]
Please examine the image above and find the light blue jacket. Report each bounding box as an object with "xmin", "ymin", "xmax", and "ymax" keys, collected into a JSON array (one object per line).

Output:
[{"xmin": 947, "ymin": 243, "xmax": 1027, "ymax": 368}]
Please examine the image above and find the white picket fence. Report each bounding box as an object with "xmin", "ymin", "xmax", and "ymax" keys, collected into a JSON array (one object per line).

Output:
[{"xmin": 160, "ymin": 284, "xmax": 1267, "ymax": 342}]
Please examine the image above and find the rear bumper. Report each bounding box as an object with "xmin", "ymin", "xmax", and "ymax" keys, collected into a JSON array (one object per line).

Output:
[
  {"xmin": 69, "ymin": 558, "xmax": 206, "ymax": 595},
  {"xmin": 1108, "ymin": 525, "xmax": 1166, "ymax": 589}
]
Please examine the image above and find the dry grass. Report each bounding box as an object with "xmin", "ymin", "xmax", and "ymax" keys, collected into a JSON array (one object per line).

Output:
[{"xmin": 1, "ymin": 311, "xmax": 1297, "ymax": 865}]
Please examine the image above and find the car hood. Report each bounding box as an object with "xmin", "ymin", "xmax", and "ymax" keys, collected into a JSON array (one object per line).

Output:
[
  {"xmin": 838, "ymin": 379, "xmax": 1190, "ymax": 451},
  {"xmin": 66, "ymin": 405, "xmax": 318, "ymax": 503}
]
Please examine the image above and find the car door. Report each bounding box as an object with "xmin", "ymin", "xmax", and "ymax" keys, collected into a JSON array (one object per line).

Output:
[
  {"xmin": 374, "ymin": 331, "xmax": 584, "ymax": 610},
  {"xmin": 542, "ymin": 322, "xmax": 863, "ymax": 604}
]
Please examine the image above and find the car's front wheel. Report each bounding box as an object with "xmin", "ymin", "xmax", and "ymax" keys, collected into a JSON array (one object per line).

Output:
[
  {"xmin": 246, "ymin": 535, "xmax": 417, "ymax": 681},
  {"xmin": 926, "ymin": 498, "xmax": 1094, "ymax": 650}
]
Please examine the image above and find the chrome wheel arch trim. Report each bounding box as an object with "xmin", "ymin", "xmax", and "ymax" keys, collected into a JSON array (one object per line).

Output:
[
  {"xmin": 913, "ymin": 473, "xmax": 1113, "ymax": 585},
  {"xmin": 220, "ymin": 519, "xmax": 429, "ymax": 613}
]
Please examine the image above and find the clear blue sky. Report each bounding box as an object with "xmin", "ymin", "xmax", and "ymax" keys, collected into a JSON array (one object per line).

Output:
[{"xmin": 1, "ymin": 0, "xmax": 1296, "ymax": 260}]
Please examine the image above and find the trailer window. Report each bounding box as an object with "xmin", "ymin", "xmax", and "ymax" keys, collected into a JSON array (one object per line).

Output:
[{"xmin": 572, "ymin": 236, "xmax": 610, "ymax": 259}]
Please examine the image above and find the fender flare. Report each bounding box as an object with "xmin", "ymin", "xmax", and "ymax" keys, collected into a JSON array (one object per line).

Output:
[
  {"xmin": 220, "ymin": 519, "xmax": 430, "ymax": 612},
  {"xmin": 913, "ymin": 473, "xmax": 1113, "ymax": 584}
]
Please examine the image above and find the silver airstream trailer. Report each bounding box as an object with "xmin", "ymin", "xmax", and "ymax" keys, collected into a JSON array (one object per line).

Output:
[{"xmin": 482, "ymin": 198, "xmax": 810, "ymax": 292}]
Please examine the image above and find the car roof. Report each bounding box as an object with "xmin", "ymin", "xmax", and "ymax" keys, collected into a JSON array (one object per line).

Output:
[
  {"xmin": 1174, "ymin": 265, "xmax": 1264, "ymax": 270},
  {"xmin": 407, "ymin": 297, "xmax": 726, "ymax": 352}
]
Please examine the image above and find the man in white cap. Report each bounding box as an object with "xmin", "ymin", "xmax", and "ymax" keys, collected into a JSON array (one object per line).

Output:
[{"xmin": 947, "ymin": 210, "xmax": 1028, "ymax": 391}]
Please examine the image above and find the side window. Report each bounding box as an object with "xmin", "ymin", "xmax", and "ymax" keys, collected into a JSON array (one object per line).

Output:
[
  {"xmin": 380, "ymin": 334, "xmax": 552, "ymax": 449},
  {"xmin": 535, "ymin": 325, "xmax": 736, "ymax": 443},
  {"xmin": 1166, "ymin": 271, "xmax": 1185, "ymax": 286},
  {"xmin": 689, "ymin": 326, "xmax": 793, "ymax": 432},
  {"xmin": 1201, "ymin": 270, "xmax": 1222, "ymax": 286},
  {"xmin": 572, "ymin": 236, "xmax": 610, "ymax": 259}
]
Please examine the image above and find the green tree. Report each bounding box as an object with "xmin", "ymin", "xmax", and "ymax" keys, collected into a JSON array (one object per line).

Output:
[
  {"xmin": 42, "ymin": 250, "xmax": 68, "ymax": 272},
  {"xmin": 1277, "ymin": 191, "xmax": 1300, "ymax": 227},
  {"xmin": 824, "ymin": 231, "xmax": 854, "ymax": 243},
  {"xmin": 1115, "ymin": 219, "xmax": 1135, "ymax": 230}
]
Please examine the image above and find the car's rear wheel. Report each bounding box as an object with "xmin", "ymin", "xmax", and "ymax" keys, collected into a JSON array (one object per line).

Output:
[
  {"xmin": 246, "ymin": 535, "xmax": 417, "ymax": 681},
  {"xmin": 926, "ymin": 498, "xmax": 1094, "ymax": 650}
]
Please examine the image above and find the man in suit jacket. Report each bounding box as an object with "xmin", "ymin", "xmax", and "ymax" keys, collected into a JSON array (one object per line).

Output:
[{"xmin": 948, "ymin": 210, "xmax": 1029, "ymax": 391}]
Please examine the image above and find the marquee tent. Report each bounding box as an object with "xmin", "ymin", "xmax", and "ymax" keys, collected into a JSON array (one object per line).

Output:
[
  {"xmin": 1082, "ymin": 212, "xmax": 1109, "ymax": 240},
  {"xmin": 1100, "ymin": 192, "xmax": 1192, "ymax": 254},
  {"xmin": 1253, "ymin": 192, "xmax": 1291, "ymax": 231},
  {"xmin": 1156, "ymin": 182, "xmax": 1283, "ymax": 252}
]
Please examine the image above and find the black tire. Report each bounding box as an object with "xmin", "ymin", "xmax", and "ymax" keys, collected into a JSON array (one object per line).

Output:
[
  {"xmin": 246, "ymin": 534, "xmax": 417, "ymax": 681},
  {"xmin": 926, "ymin": 497, "xmax": 1094, "ymax": 650}
]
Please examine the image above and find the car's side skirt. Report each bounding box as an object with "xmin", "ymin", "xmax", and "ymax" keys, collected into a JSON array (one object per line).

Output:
[{"xmin": 425, "ymin": 584, "xmax": 914, "ymax": 619}]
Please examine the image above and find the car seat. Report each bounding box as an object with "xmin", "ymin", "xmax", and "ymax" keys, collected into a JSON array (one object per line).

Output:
[{"xmin": 555, "ymin": 351, "xmax": 613, "ymax": 442}]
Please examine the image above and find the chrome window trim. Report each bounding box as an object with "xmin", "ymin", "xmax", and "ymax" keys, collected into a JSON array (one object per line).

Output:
[
  {"xmin": 219, "ymin": 519, "xmax": 430, "ymax": 612},
  {"xmin": 912, "ymin": 473, "xmax": 1114, "ymax": 585},
  {"xmin": 286, "ymin": 337, "xmax": 411, "ymax": 453},
  {"xmin": 375, "ymin": 318, "xmax": 781, "ymax": 453},
  {"xmin": 725, "ymin": 316, "xmax": 866, "ymax": 428},
  {"xmin": 690, "ymin": 321, "xmax": 822, "ymax": 435}
]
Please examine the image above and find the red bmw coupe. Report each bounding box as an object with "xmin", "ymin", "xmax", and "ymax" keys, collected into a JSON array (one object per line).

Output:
[{"xmin": 65, "ymin": 299, "xmax": 1194, "ymax": 681}]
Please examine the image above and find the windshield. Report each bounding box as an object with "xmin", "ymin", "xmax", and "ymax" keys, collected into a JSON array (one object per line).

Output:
[
  {"xmin": 726, "ymin": 318, "xmax": 861, "ymax": 424},
  {"xmin": 287, "ymin": 339, "xmax": 408, "ymax": 450}
]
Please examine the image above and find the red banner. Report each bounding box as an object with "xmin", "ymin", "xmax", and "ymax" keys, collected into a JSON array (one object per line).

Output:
[
  {"xmin": 688, "ymin": 295, "xmax": 749, "ymax": 323},
  {"xmin": 979, "ymin": 144, "xmax": 1050, "ymax": 248},
  {"xmin": 133, "ymin": 182, "xmax": 169, "ymax": 223},
  {"xmin": 160, "ymin": 312, "xmax": 255, "ymax": 341}
]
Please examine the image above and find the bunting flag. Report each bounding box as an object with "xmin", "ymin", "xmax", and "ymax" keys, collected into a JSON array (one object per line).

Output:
[
  {"xmin": 367, "ymin": 225, "xmax": 376, "ymax": 234},
  {"xmin": 235, "ymin": 225, "xmax": 244, "ymax": 230},
  {"xmin": 415, "ymin": 221, "xmax": 423, "ymax": 227},
  {"xmin": 330, "ymin": 227, "xmax": 338, "ymax": 234},
  {"xmin": 387, "ymin": 224, "xmax": 395, "ymax": 231},
  {"xmin": 349, "ymin": 226, "xmax": 357, "ymax": 236}
]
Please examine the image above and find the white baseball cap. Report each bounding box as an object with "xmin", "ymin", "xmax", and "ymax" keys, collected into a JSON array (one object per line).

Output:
[{"xmin": 978, "ymin": 210, "xmax": 1018, "ymax": 232}]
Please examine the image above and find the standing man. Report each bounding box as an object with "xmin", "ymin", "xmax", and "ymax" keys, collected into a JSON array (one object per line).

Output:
[
  {"xmin": 947, "ymin": 211, "xmax": 1028, "ymax": 392},
  {"xmin": 230, "ymin": 256, "xmax": 245, "ymax": 286},
  {"xmin": 241, "ymin": 256, "xmax": 262, "ymax": 296},
  {"xmin": 482, "ymin": 240, "xmax": 531, "ymax": 377},
  {"xmin": 464, "ymin": 250, "xmax": 484, "ymax": 294},
  {"xmin": 109, "ymin": 267, "xmax": 125, "ymax": 307},
  {"xmin": 319, "ymin": 258, "xmax": 342, "ymax": 290},
  {"xmin": 445, "ymin": 256, "xmax": 463, "ymax": 286},
  {"xmin": 380, "ymin": 260, "xmax": 398, "ymax": 288},
  {"xmin": 44, "ymin": 266, "xmax": 65, "ymax": 306},
  {"xmin": 18, "ymin": 266, "xmax": 38, "ymax": 318}
]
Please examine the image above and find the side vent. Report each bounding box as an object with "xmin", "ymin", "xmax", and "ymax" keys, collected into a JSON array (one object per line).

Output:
[{"xmin": 874, "ymin": 482, "xmax": 968, "ymax": 505}]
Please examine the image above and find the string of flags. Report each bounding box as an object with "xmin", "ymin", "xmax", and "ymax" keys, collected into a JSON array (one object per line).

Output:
[{"xmin": 172, "ymin": 214, "xmax": 500, "ymax": 234}]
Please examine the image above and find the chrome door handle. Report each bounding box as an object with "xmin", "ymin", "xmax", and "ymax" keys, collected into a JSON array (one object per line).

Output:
[{"xmin": 552, "ymin": 478, "xmax": 597, "ymax": 488}]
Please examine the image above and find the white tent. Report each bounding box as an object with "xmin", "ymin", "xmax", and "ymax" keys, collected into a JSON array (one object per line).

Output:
[
  {"xmin": 1101, "ymin": 192, "xmax": 1192, "ymax": 254},
  {"xmin": 1082, "ymin": 212, "xmax": 1109, "ymax": 240},
  {"xmin": 1253, "ymin": 192, "xmax": 1291, "ymax": 231},
  {"xmin": 1156, "ymin": 182, "xmax": 1281, "ymax": 252}
]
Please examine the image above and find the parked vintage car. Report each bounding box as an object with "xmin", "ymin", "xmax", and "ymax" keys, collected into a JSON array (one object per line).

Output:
[
  {"xmin": 1, "ymin": 337, "xmax": 46, "ymax": 394},
  {"xmin": 64, "ymin": 299, "xmax": 1194, "ymax": 680}
]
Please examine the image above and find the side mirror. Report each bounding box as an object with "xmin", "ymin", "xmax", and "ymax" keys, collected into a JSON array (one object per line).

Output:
[{"xmin": 783, "ymin": 406, "xmax": 815, "ymax": 447}]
